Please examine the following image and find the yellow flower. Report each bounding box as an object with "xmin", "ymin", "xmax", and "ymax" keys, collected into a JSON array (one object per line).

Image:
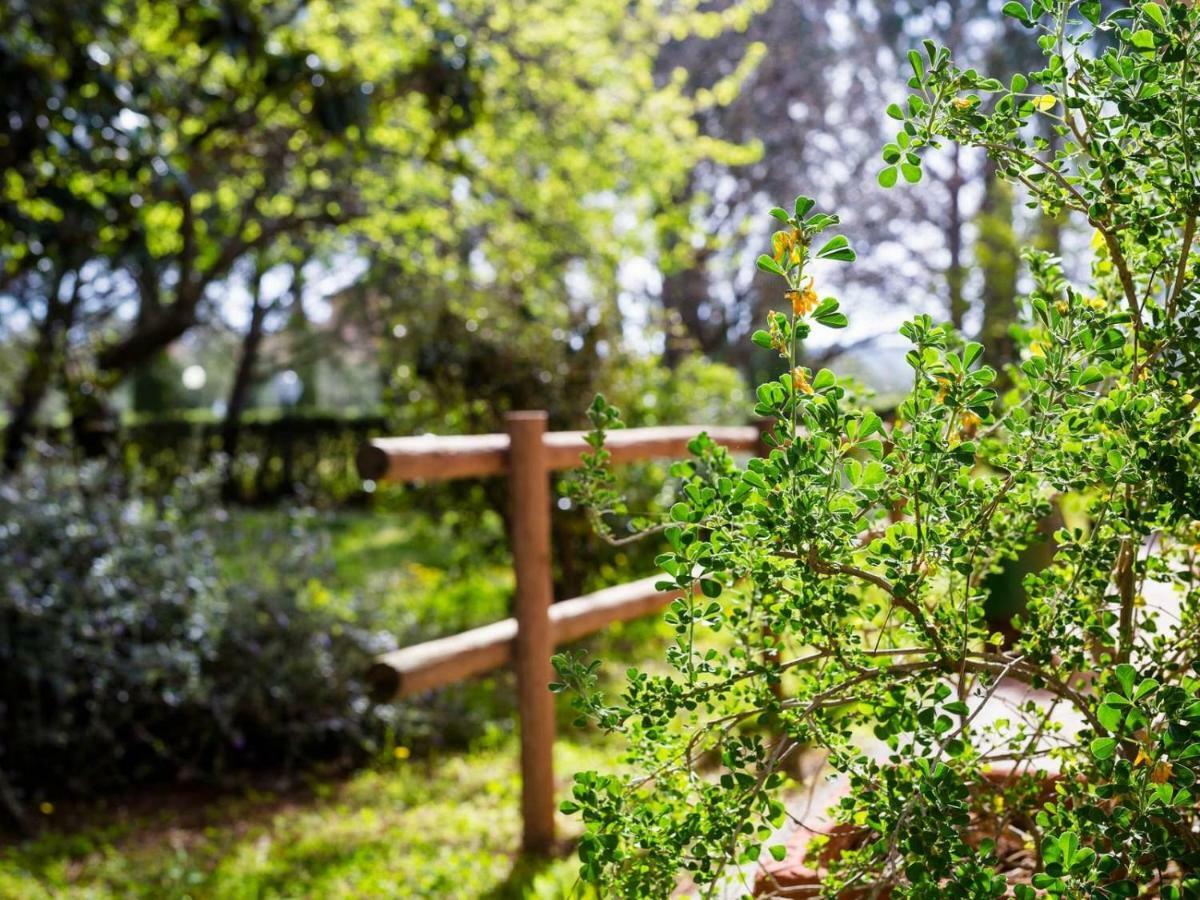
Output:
[
  {"xmin": 1134, "ymin": 747, "xmax": 1153, "ymax": 768},
  {"xmin": 1033, "ymin": 94, "xmax": 1057, "ymax": 112},
  {"xmin": 394, "ymin": 746, "xmax": 411, "ymax": 760},
  {"xmin": 788, "ymin": 278, "xmax": 819, "ymax": 317},
  {"xmin": 1029, "ymin": 341, "xmax": 1047, "ymax": 357},
  {"xmin": 935, "ymin": 377, "xmax": 952, "ymax": 403},
  {"xmin": 1055, "ymin": 300, "xmax": 1070, "ymax": 315},
  {"xmin": 960, "ymin": 410, "xmax": 982, "ymax": 431},
  {"xmin": 772, "ymin": 230, "xmax": 793, "ymax": 264},
  {"xmin": 791, "ymin": 367, "xmax": 814, "ymax": 395},
  {"xmin": 952, "ymin": 97, "xmax": 975, "ymax": 112},
  {"xmin": 39, "ymin": 802, "xmax": 54, "ymax": 815},
  {"xmin": 1086, "ymin": 295, "xmax": 1107, "ymax": 311},
  {"xmin": 1152, "ymin": 761, "xmax": 1174, "ymax": 784}
]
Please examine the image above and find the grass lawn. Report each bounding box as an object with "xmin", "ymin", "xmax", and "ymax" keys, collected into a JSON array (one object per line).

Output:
[
  {"xmin": 0, "ymin": 735, "xmax": 613, "ymax": 899},
  {"xmin": 0, "ymin": 503, "xmax": 662, "ymax": 899}
]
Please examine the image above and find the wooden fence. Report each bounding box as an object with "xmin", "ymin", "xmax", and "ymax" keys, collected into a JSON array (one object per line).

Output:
[{"xmin": 356, "ymin": 412, "xmax": 763, "ymax": 854}]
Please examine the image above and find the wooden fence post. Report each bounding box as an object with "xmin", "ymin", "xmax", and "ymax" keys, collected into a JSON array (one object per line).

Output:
[{"xmin": 506, "ymin": 411, "xmax": 557, "ymax": 855}]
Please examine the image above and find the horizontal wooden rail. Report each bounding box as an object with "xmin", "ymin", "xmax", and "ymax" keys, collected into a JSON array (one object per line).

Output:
[
  {"xmin": 356, "ymin": 424, "xmax": 760, "ymax": 483},
  {"xmin": 366, "ymin": 575, "xmax": 681, "ymax": 700}
]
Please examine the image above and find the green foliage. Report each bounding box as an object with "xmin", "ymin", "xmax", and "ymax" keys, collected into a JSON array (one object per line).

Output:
[
  {"xmin": 108, "ymin": 409, "xmax": 387, "ymax": 504},
  {"xmin": 0, "ymin": 0, "xmax": 765, "ymax": 442},
  {"xmin": 0, "ymin": 510, "xmax": 662, "ymax": 898},
  {"xmin": 0, "ymin": 458, "xmax": 398, "ymax": 818},
  {"xmin": 560, "ymin": 3, "xmax": 1200, "ymax": 895}
]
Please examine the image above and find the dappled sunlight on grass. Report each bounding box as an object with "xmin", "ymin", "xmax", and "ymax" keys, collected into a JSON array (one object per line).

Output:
[{"xmin": 0, "ymin": 735, "xmax": 616, "ymax": 899}]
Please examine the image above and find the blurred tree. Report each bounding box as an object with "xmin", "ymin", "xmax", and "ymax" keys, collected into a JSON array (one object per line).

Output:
[
  {"xmin": 656, "ymin": 0, "xmax": 910, "ymax": 376},
  {"xmin": 129, "ymin": 352, "xmax": 187, "ymax": 413},
  {"xmin": 0, "ymin": 0, "xmax": 763, "ymax": 468},
  {"xmin": 0, "ymin": 0, "xmax": 134, "ymax": 467},
  {"xmin": 221, "ymin": 256, "xmax": 275, "ymax": 486},
  {"xmin": 654, "ymin": 0, "xmax": 1059, "ymax": 379}
]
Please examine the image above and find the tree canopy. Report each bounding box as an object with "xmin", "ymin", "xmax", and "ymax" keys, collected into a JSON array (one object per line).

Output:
[{"xmin": 0, "ymin": 0, "xmax": 764, "ymax": 463}]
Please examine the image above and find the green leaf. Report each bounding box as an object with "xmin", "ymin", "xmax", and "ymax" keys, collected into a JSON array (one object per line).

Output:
[
  {"xmin": 861, "ymin": 460, "xmax": 887, "ymax": 487},
  {"xmin": 859, "ymin": 411, "xmax": 883, "ymax": 438},
  {"xmin": 1143, "ymin": 1, "xmax": 1166, "ymax": 30},
  {"xmin": 813, "ymin": 296, "xmax": 839, "ymax": 317},
  {"xmin": 1079, "ymin": 0, "xmax": 1101, "ymax": 25},
  {"xmin": 1058, "ymin": 832, "xmax": 1079, "ymax": 866},
  {"xmin": 768, "ymin": 207, "xmax": 790, "ymax": 222},
  {"xmin": 1115, "ymin": 663, "xmax": 1136, "ymax": 696},
  {"xmin": 1098, "ymin": 702, "xmax": 1123, "ymax": 731},
  {"xmin": 816, "ymin": 235, "xmax": 856, "ymax": 262},
  {"xmin": 742, "ymin": 470, "xmax": 768, "ymax": 490},
  {"xmin": 886, "ymin": 103, "xmax": 904, "ymax": 120},
  {"xmin": 757, "ymin": 254, "xmax": 785, "ymax": 276},
  {"xmin": 878, "ymin": 166, "xmax": 898, "ymax": 188},
  {"xmin": 816, "ymin": 311, "xmax": 848, "ymax": 328},
  {"xmin": 1002, "ymin": 2, "xmax": 1029, "ymax": 24},
  {"xmin": 1133, "ymin": 678, "xmax": 1159, "ymax": 701},
  {"xmin": 769, "ymin": 844, "xmax": 788, "ymax": 862},
  {"xmin": 1130, "ymin": 28, "xmax": 1155, "ymax": 50},
  {"xmin": 963, "ymin": 341, "xmax": 983, "ymax": 368},
  {"xmin": 752, "ymin": 330, "xmax": 773, "ymax": 349},
  {"xmin": 907, "ymin": 49, "xmax": 924, "ymax": 79},
  {"xmin": 900, "ymin": 162, "xmax": 922, "ymax": 184},
  {"xmin": 794, "ymin": 195, "xmax": 815, "ymax": 218},
  {"xmin": 1010, "ymin": 73, "xmax": 1028, "ymax": 93},
  {"xmin": 1090, "ymin": 737, "xmax": 1118, "ymax": 760}
]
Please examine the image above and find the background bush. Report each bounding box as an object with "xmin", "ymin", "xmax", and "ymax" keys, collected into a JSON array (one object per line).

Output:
[{"xmin": 0, "ymin": 457, "xmax": 400, "ymax": 825}]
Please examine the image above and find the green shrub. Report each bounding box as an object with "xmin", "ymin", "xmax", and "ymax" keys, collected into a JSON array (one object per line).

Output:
[
  {"xmin": 0, "ymin": 457, "xmax": 396, "ymax": 825},
  {"xmin": 559, "ymin": 3, "xmax": 1200, "ymax": 896}
]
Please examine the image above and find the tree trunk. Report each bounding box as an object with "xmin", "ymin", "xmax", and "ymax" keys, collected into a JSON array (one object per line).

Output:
[
  {"xmin": 285, "ymin": 264, "xmax": 319, "ymax": 407},
  {"xmin": 221, "ymin": 277, "xmax": 269, "ymax": 497},
  {"xmin": 2, "ymin": 271, "xmax": 74, "ymax": 472},
  {"xmin": 661, "ymin": 253, "xmax": 722, "ymax": 367}
]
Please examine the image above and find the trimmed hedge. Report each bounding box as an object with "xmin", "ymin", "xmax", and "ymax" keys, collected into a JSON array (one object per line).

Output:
[{"xmin": 36, "ymin": 410, "xmax": 387, "ymax": 504}]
